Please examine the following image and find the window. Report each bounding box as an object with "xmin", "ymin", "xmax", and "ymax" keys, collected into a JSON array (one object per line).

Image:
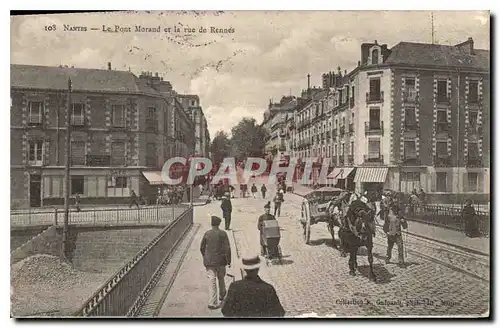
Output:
[
  {"xmin": 71, "ymin": 141, "xmax": 86, "ymax": 165},
  {"xmin": 436, "ymin": 172, "xmax": 447, "ymax": 192},
  {"xmin": 28, "ymin": 140, "xmax": 44, "ymax": 165},
  {"xmin": 351, "ymin": 112, "xmax": 354, "ymax": 122},
  {"xmin": 437, "ymin": 80, "xmax": 448, "ymax": 102},
  {"xmin": 369, "ymin": 79, "xmax": 381, "ymax": 100},
  {"xmin": 327, "ymin": 146, "xmax": 331, "ymax": 157},
  {"xmin": 369, "ymin": 107, "xmax": 380, "ymax": 129},
  {"xmin": 404, "ymin": 140, "xmax": 417, "ymax": 159},
  {"xmin": 436, "ymin": 110, "xmax": 448, "ymax": 133},
  {"xmin": 71, "ymin": 176, "xmax": 84, "ymax": 195},
  {"xmin": 146, "ymin": 142, "xmax": 156, "ymax": 167},
  {"xmin": 469, "ymin": 81, "xmax": 479, "ymax": 102},
  {"xmin": 146, "ymin": 107, "xmax": 157, "ymax": 132},
  {"xmin": 368, "ymin": 139, "xmax": 380, "ymax": 159},
  {"xmin": 436, "ymin": 141, "xmax": 448, "ymax": 157},
  {"xmin": 112, "ymin": 105, "xmax": 125, "ymax": 127},
  {"xmin": 338, "ymin": 90, "xmax": 343, "ymax": 105},
  {"xmin": 468, "ymin": 172, "xmax": 478, "ymax": 192},
  {"xmin": 404, "ymin": 107, "xmax": 416, "ymax": 128},
  {"xmin": 350, "ymin": 141, "xmax": 354, "ymax": 156},
  {"xmin": 468, "ymin": 142, "xmax": 479, "ymax": 158},
  {"xmin": 115, "ymin": 176, "xmax": 128, "ymax": 188},
  {"xmin": 405, "ymin": 78, "xmax": 416, "ymax": 101},
  {"xmin": 334, "ymin": 144, "xmax": 337, "ymax": 156},
  {"xmin": 72, "ymin": 103, "xmax": 85, "ymax": 125},
  {"xmin": 351, "ymin": 86, "xmax": 355, "ymax": 102},
  {"xmin": 28, "ymin": 101, "xmax": 43, "ymax": 124},
  {"xmin": 111, "ymin": 141, "xmax": 126, "ymax": 166},
  {"xmin": 345, "ymin": 87, "xmax": 350, "ymax": 102},
  {"xmin": 469, "ymin": 111, "xmax": 478, "ymax": 131},
  {"xmin": 342, "ymin": 117, "xmax": 346, "ymax": 126},
  {"xmin": 371, "ymin": 49, "xmax": 379, "ymax": 64},
  {"xmin": 341, "ymin": 143, "xmax": 345, "ymax": 156}
]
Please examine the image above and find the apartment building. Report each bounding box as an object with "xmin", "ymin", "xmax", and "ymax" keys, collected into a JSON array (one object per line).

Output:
[
  {"xmin": 176, "ymin": 94, "xmax": 211, "ymax": 158},
  {"xmin": 11, "ymin": 64, "xmax": 196, "ymax": 208}
]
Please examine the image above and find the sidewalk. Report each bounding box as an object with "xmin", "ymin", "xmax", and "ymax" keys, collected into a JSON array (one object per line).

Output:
[
  {"xmin": 152, "ymin": 203, "xmax": 240, "ymax": 317},
  {"xmin": 289, "ymin": 184, "xmax": 489, "ymax": 255}
]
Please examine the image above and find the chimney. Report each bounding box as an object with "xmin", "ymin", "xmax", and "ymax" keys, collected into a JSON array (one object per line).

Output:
[
  {"xmin": 468, "ymin": 37, "xmax": 474, "ymax": 54},
  {"xmin": 345, "ymin": 69, "xmax": 347, "ymax": 75},
  {"xmin": 374, "ymin": 40, "xmax": 378, "ymax": 45},
  {"xmin": 108, "ymin": 62, "xmax": 111, "ymax": 70},
  {"xmin": 358, "ymin": 61, "xmax": 361, "ymax": 67},
  {"xmin": 307, "ymin": 74, "xmax": 311, "ymax": 90}
]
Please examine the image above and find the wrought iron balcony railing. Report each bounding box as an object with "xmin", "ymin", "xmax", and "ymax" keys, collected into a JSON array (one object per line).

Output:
[
  {"xmin": 364, "ymin": 121, "xmax": 384, "ymax": 135},
  {"xmin": 366, "ymin": 91, "xmax": 384, "ymax": 103}
]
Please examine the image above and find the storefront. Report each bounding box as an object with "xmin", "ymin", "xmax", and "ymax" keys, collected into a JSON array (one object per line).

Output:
[
  {"xmin": 353, "ymin": 167, "xmax": 389, "ymax": 195},
  {"xmin": 327, "ymin": 167, "xmax": 356, "ymax": 190}
]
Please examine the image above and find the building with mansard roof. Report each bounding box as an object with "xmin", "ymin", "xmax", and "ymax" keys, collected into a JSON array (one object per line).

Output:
[{"xmin": 10, "ymin": 63, "xmax": 198, "ymax": 208}]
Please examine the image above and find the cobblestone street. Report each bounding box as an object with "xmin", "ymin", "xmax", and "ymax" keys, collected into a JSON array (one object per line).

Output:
[{"xmin": 205, "ymin": 180, "xmax": 490, "ymax": 317}]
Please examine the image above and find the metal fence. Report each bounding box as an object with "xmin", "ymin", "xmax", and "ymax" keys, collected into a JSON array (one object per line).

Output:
[
  {"xmin": 404, "ymin": 204, "xmax": 490, "ymax": 236},
  {"xmin": 10, "ymin": 205, "xmax": 189, "ymax": 228},
  {"xmin": 74, "ymin": 205, "xmax": 194, "ymax": 317}
]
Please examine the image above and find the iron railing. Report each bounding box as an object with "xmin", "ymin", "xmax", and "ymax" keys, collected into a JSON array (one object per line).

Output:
[
  {"xmin": 74, "ymin": 206, "xmax": 193, "ymax": 317},
  {"xmin": 404, "ymin": 204, "xmax": 490, "ymax": 236},
  {"xmin": 10, "ymin": 205, "xmax": 188, "ymax": 228}
]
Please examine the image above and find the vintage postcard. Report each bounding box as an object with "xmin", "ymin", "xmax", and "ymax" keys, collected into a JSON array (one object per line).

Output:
[{"xmin": 10, "ymin": 10, "xmax": 490, "ymax": 318}]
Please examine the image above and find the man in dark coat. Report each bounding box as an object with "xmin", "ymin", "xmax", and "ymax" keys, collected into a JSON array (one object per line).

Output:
[
  {"xmin": 462, "ymin": 199, "xmax": 478, "ymax": 237},
  {"xmin": 261, "ymin": 184, "xmax": 267, "ymax": 199},
  {"xmin": 258, "ymin": 202, "xmax": 276, "ymax": 256},
  {"xmin": 220, "ymin": 193, "xmax": 233, "ymax": 230},
  {"xmin": 200, "ymin": 216, "xmax": 232, "ymax": 309},
  {"xmin": 251, "ymin": 183, "xmax": 258, "ymax": 198},
  {"xmin": 221, "ymin": 255, "xmax": 285, "ymax": 317},
  {"xmin": 382, "ymin": 203, "xmax": 408, "ymax": 268},
  {"xmin": 129, "ymin": 190, "xmax": 139, "ymax": 209}
]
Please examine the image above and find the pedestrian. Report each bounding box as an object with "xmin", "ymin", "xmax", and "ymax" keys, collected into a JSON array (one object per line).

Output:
[
  {"xmin": 261, "ymin": 184, "xmax": 267, "ymax": 199},
  {"xmin": 156, "ymin": 187, "xmax": 162, "ymax": 205},
  {"xmin": 221, "ymin": 192, "xmax": 233, "ymax": 230},
  {"xmin": 129, "ymin": 190, "xmax": 139, "ymax": 209},
  {"xmin": 273, "ymin": 191, "xmax": 284, "ymax": 217},
  {"xmin": 75, "ymin": 192, "xmax": 81, "ymax": 212},
  {"xmin": 230, "ymin": 185, "xmax": 236, "ymax": 199},
  {"xmin": 251, "ymin": 183, "xmax": 257, "ymax": 198},
  {"xmin": 200, "ymin": 215, "xmax": 232, "ymax": 310},
  {"xmin": 462, "ymin": 199, "xmax": 478, "ymax": 237},
  {"xmin": 221, "ymin": 254, "xmax": 285, "ymax": 317},
  {"xmin": 382, "ymin": 203, "xmax": 408, "ymax": 268},
  {"xmin": 258, "ymin": 201, "xmax": 276, "ymax": 256}
]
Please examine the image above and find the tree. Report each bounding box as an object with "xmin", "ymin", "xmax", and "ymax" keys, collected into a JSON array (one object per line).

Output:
[
  {"xmin": 230, "ymin": 117, "xmax": 268, "ymax": 161},
  {"xmin": 210, "ymin": 130, "xmax": 232, "ymax": 165}
]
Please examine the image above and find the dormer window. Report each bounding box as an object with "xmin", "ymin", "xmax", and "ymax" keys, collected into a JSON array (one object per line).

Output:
[{"xmin": 372, "ymin": 49, "xmax": 379, "ymax": 65}]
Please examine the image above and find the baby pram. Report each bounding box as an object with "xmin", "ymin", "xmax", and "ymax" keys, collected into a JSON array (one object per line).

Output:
[{"xmin": 261, "ymin": 219, "xmax": 283, "ymax": 263}]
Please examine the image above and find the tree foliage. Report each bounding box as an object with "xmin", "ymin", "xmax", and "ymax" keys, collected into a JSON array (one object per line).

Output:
[
  {"xmin": 230, "ymin": 117, "xmax": 268, "ymax": 161},
  {"xmin": 210, "ymin": 130, "xmax": 232, "ymax": 165}
]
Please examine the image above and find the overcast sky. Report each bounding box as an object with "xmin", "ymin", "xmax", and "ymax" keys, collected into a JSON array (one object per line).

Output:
[{"xmin": 11, "ymin": 11, "xmax": 489, "ymax": 137}]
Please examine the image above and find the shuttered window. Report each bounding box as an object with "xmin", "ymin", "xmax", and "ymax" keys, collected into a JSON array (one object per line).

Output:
[
  {"xmin": 111, "ymin": 141, "xmax": 126, "ymax": 166},
  {"xmin": 71, "ymin": 141, "xmax": 86, "ymax": 165}
]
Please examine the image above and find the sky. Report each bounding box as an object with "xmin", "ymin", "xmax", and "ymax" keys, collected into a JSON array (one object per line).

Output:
[{"xmin": 10, "ymin": 11, "xmax": 490, "ymax": 137}]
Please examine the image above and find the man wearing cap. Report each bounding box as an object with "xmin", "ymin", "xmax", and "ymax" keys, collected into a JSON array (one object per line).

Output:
[
  {"xmin": 258, "ymin": 202, "xmax": 276, "ymax": 256},
  {"xmin": 220, "ymin": 192, "xmax": 233, "ymax": 230},
  {"xmin": 221, "ymin": 254, "xmax": 285, "ymax": 317},
  {"xmin": 200, "ymin": 216, "xmax": 232, "ymax": 309}
]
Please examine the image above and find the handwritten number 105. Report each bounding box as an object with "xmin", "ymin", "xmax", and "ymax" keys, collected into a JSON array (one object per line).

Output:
[{"xmin": 45, "ymin": 25, "xmax": 56, "ymax": 31}]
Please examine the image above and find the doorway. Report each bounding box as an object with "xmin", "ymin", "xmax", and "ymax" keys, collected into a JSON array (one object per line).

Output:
[{"xmin": 29, "ymin": 174, "xmax": 42, "ymax": 207}]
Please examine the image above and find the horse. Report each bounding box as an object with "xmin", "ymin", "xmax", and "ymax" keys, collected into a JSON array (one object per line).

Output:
[
  {"xmin": 326, "ymin": 191, "xmax": 357, "ymax": 257},
  {"xmin": 338, "ymin": 196, "xmax": 378, "ymax": 281}
]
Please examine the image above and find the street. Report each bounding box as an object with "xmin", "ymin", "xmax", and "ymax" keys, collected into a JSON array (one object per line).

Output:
[{"xmin": 189, "ymin": 179, "xmax": 489, "ymax": 317}]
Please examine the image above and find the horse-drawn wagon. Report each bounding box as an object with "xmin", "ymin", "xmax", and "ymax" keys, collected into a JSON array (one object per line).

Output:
[{"xmin": 299, "ymin": 186, "xmax": 347, "ymax": 244}]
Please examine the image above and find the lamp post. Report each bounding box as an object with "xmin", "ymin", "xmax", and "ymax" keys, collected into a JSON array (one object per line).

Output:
[{"xmin": 63, "ymin": 78, "xmax": 72, "ymax": 260}]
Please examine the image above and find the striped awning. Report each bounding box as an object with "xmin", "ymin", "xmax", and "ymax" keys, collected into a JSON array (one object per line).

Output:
[
  {"xmin": 327, "ymin": 167, "xmax": 355, "ymax": 179},
  {"xmin": 354, "ymin": 167, "xmax": 389, "ymax": 183},
  {"xmin": 142, "ymin": 171, "xmax": 165, "ymax": 185}
]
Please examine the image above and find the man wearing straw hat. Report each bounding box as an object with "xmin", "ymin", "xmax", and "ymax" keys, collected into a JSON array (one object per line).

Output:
[
  {"xmin": 221, "ymin": 254, "xmax": 285, "ymax": 317},
  {"xmin": 200, "ymin": 215, "xmax": 232, "ymax": 309}
]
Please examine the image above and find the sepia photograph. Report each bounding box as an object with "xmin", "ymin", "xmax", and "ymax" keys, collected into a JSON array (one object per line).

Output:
[{"xmin": 9, "ymin": 10, "xmax": 490, "ymax": 318}]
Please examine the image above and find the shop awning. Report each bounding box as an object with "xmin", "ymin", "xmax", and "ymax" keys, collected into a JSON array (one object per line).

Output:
[
  {"xmin": 327, "ymin": 167, "xmax": 356, "ymax": 179},
  {"xmin": 354, "ymin": 167, "xmax": 389, "ymax": 183},
  {"xmin": 142, "ymin": 171, "xmax": 166, "ymax": 185}
]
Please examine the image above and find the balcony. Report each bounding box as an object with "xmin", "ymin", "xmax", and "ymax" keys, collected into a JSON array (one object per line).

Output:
[
  {"xmin": 71, "ymin": 115, "xmax": 85, "ymax": 126},
  {"xmin": 403, "ymin": 90, "xmax": 419, "ymax": 103},
  {"xmin": 467, "ymin": 156, "xmax": 483, "ymax": 167},
  {"xmin": 404, "ymin": 121, "xmax": 417, "ymax": 131},
  {"xmin": 364, "ymin": 121, "xmax": 384, "ymax": 135},
  {"xmin": 339, "ymin": 125, "xmax": 345, "ymax": 135},
  {"xmin": 86, "ymin": 154, "xmax": 111, "ymax": 167},
  {"xmin": 348, "ymin": 155, "xmax": 354, "ymax": 165},
  {"xmin": 436, "ymin": 94, "xmax": 451, "ymax": 105},
  {"xmin": 349, "ymin": 97, "xmax": 355, "ymax": 108},
  {"xmin": 349, "ymin": 123, "xmax": 354, "ymax": 133},
  {"xmin": 366, "ymin": 91, "xmax": 384, "ymax": 104},
  {"xmin": 321, "ymin": 132, "xmax": 325, "ymax": 140},
  {"xmin": 434, "ymin": 155, "xmax": 451, "ymax": 167},
  {"xmin": 71, "ymin": 156, "xmax": 86, "ymax": 166},
  {"xmin": 468, "ymin": 95, "xmax": 481, "ymax": 104},
  {"xmin": 28, "ymin": 115, "xmax": 43, "ymax": 126},
  {"xmin": 364, "ymin": 154, "xmax": 384, "ymax": 164},
  {"xmin": 338, "ymin": 156, "xmax": 345, "ymax": 166},
  {"xmin": 326, "ymin": 131, "xmax": 331, "ymax": 139},
  {"xmin": 436, "ymin": 122, "xmax": 451, "ymax": 134},
  {"xmin": 401, "ymin": 156, "xmax": 421, "ymax": 166},
  {"xmin": 332, "ymin": 128, "xmax": 338, "ymax": 136}
]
